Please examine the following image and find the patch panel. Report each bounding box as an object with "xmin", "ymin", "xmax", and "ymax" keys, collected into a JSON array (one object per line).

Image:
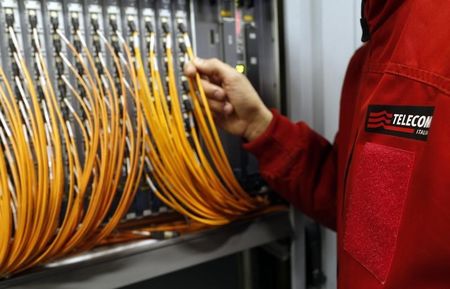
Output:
[
  {"xmin": 0, "ymin": 0, "xmax": 280, "ymax": 278},
  {"xmin": 0, "ymin": 0, "xmax": 24, "ymax": 90},
  {"xmin": 85, "ymin": 1, "xmax": 106, "ymax": 77},
  {"xmin": 138, "ymin": 0, "xmax": 156, "ymax": 80}
]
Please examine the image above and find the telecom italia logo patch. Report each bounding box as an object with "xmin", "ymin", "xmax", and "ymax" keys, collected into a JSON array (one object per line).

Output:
[{"xmin": 365, "ymin": 105, "xmax": 434, "ymax": 141}]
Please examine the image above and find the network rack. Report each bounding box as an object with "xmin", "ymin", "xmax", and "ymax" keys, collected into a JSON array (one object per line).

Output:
[{"xmin": 0, "ymin": 0, "xmax": 283, "ymax": 283}]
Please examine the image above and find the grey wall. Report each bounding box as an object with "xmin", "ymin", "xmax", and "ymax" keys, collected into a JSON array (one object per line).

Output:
[{"xmin": 283, "ymin": 0, "xmax": 362, "ymax": 288}]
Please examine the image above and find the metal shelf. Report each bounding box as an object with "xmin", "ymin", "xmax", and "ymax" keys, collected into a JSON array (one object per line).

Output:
[{"xmin": 0, "ymin": 210, "xmax": 292, "ymax": 289}]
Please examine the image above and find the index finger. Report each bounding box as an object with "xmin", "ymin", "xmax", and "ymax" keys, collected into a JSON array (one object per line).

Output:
[{"xmin": 192, "ymin": 58, "xmax": 236, "ymax": 80}]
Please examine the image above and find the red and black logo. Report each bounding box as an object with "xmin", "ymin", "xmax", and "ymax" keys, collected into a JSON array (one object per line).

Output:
[{"xmin": 365, "ymin": 105, "xmax": 434, "ymax": 141}]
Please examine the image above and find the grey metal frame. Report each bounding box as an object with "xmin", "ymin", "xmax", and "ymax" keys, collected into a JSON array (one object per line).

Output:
[{"xmin": 0, "ymin": 211, "xmax": 292, "ymax": 289}]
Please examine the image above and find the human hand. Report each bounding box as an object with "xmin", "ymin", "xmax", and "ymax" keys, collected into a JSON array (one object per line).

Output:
[{"xmin": 184, "ymin": 58, "xmax": 272, "ymax": 141}]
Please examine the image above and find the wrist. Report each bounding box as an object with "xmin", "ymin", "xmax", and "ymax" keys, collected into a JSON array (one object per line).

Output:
[{"xmin": 243, "ymin": 107, "xmax": 273, "ymax": 142}]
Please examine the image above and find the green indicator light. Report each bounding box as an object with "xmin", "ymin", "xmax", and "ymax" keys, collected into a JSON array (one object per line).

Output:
[{"xmin": 236, "ymin": 64, "xmax": 246, "ymax": 74}]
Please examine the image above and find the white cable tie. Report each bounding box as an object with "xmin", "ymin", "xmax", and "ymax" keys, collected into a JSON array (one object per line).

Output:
[
  {"xmin": 33, "ymin": 43, "xmax": 46, "ymax": 82},
  {"xmin": 5, "ymin": 151, "xmax": 15, "ymax": 170},
  {"xmin": 146, "ymin": 176, "xmax": 158, "ymax": 192},
  {"xmin": 14, "ymin": 76, "xmax": 29, "ymax": 107},
  {"xmin": 61, "ymin": 76, "xmax": 80, "ymax": 107},
  {"xmin": 118, "ymin": 52, "xmax": 128, "ymax": 66},
  {"xmin": 32, "ymin": 28, "xmax": 42, "ymax": 52},
  {"xmin": 22, "ymin": 124, "xmax": 30, "ymax": 144},
  {"xmin": 0, "ymin": 127, "xmax": 8, "ymax": 149},
  {"xmin": 144, "ymin": 157, "xmax": 154, "ymax": 172},
  {"xmin": 133, "ymin": 34, "xmax": 139, "ymax": 49},
  {"xmin": 59, "ymin": 53, "xmax": 74, "ymax": 71},
  {"xmin": 0, "ymin": 111, "xmax": 12, "ymax": 137},
  {"xmin": 165, "ymin": 34, "xmax": 172, "ymax": 49},
  {"xmin": 149, "ymin": 34, "xmax": 156, "ymax": 52},
  {"xmin": 66, "ymin": 120, "xmax": 74, "ymax": 139},
  {"xmin": 189, "ymin": 113, "xmax": 195, "ymax": 129},
  {"xmin": 63, "ymin": 98, "xmax": 76, "ymax": 115},
  {"xmin": 103, "ymin": 95, "xmax": 112, "ymax": 111},
  {"xmin": 56, "ymin": 29, "xmax": 72, "ymax": 47},
  {"xmin": 9, "ymin": 27, "xmax": 23, "ymax": 60},
  {"xmin": 123, "ymin": 79, "xmax": 131, "ymax": 91},
  {"xmin": 76, "ymin": 30, "xmax": 89, "ymax": 50},
  {"xmin": 126, "ymin": 158, "xmax": 131, "ymax": 173},
  {"xmin": 83, "ymin": 97, "xmax": 93, "ymax": 112},
  {"xmin": 18, "ymin": 101, "xmax": 33, "ymax": 136},
  {"xmin": 7, "ymin": 178, "xmax": 15, "ymax": 196},
  {"xmin": 152, "ymin": 56, "xmax": 159, "ymax": 71},
  {"xmin": 44, "ymin": 121, "xmax": 52, "ymax": 142},
  {"xmin": 10, "ymin": 198, "xmax": 18, "ymax": 230},
  {"xmin": 125, "ymin": 136, "xmax": 131, "ymax": 151},
  {"xmin": 184, "ymin": 34, "xmax": 192, "ymax": 48},
  {"xmin": 12, "ymin": 53, "xmax": 26, "ymax": 82},
  {"xmin": 42, "ymin": 101, "xmax": 52, "ymax": 133},
  {"xmin": 97, "ymin": 30, "xmax": 109, "ymax": 44},
  {"xmin": 48, "ymin": 145, "xmax": 54, "ymax": 181},
  {"xmin": 85, "ymin": 120, "xmax": 92, "ymax": 137},
  {"xmin": 100, "ymin": 75, "xmax": 109, "ymax": 90},
  {"xmin": 116, "ymin": 31, "xmax": 127, "ymax": 45}
]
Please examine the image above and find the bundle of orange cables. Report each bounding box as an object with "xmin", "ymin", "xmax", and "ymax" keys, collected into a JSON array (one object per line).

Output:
[{"xmin": 0, "ymin": 13, "xmax": 269, "ymax": 278}]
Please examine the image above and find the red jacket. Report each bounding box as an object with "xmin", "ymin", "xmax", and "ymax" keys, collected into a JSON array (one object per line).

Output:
[{"xmin": 244, "ymin": 1, "xmax": 450, "ymax": 288}]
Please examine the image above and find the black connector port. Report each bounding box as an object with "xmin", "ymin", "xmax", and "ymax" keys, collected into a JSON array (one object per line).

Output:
[
  {"xmin": 91, "ymin": 17, "xmax": 99, "ymax": 31},
  {"xmin": 129, "ymin": 41, "xmax": 135, "ymax": 56},
  {"xmin": 28, "ymin": 12, "xmax": 38, "ymax": 29},
  {"xmin": 177, "ymin": 22, "xmax": 187, "ymax": 33},
  {"xmin": 95, "ymin": 58, "xmax": 104, "ymax": 75},
  {"xmin": 182, "ymin": 81, "xmax": 190, "ymax": 93},
  {"xmin": 109, "ymin": 17, "xmax": 118, "ymax": 31},
  {"xmin": 53, "ymin": 35, "xmax": 62, "ymax": 53},
  {"xmin": 93, "ymin": 36, "xmax": 101, "ymax": 52},
  {"xmin": 179, "ymin": 42, "xmax": 187, "ymax": 53},
  {"xmin": 76, "ymin": 61, "xmax": 84, "ymax": 75},
  {"xmin": 145, "ymin": 21, "xmax": 153, "ymax": 33},
  {"xmin": 74, "ymin": 39, "xmax": 82, "ymax": 53},
  {"xmin": 37, "ymin": 85, "xmax": 44, "ymax": 99},
  {"xmin": 33, "ymin": 63, "xmax": 40, "ymax": 75},
  {"xmin": 8, "ymin": 38, "xmax": 16, "ymax": 53},
  {"xmin": 179, "ymin": 57, "xmax": 185, "ymax": 69},
  {"xmin": 71, "ymin": 15, "xmax": 80, "ymax": 31},
  {"xmin": 184, "ymin": 117, "xmax": 191, "ymax": 131},
  {"xmin": 55, "ymin": 58, "xmax": 64, "ymax": 75},
  {"xmin": 162, "ymin": 22, "xmax": 170, "ymax": 34},
  {"xmin": 31, "ymin": 39, "xmax": 38, "ymax": 52},
  {"xmin": 128, "ymin": 20, "xmax": 136, "ymax": 33},
  {"xmin": 12, "ymin": 61, "xmax": 19, "ymax": 76},
  {"xmin": 112, "ymin": 40, "xmax": 120, "ymax": 53},
  {"xmin": 50, "ymin": 17, "xmax": 59, "ymax": 30},
  {"xmin": 5, "ymin": 10, "xmax": 14, "ymax": 27},
  {"xmin": 183, "ymin": 99, "xmax": 193, "ymax": 112},
  {"xmin": 57, "ymin": 79, "xmax": 67, "ymax": 96}
]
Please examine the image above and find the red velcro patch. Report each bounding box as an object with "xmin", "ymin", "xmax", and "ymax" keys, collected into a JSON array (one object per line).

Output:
[{"xmin": 344, "ymin": 142, "xmax": 415, "ymax": 282}]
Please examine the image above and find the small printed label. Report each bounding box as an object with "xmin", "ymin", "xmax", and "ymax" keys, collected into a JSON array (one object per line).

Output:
[{"xmin": 365, "ymin": 105, "xmax": 434, "ymax": 141}]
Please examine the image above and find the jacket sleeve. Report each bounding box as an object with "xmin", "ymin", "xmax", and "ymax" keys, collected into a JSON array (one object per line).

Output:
[{"xmin": 243, "ymin": 109, "xmax": 337, "ymax": 230}]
